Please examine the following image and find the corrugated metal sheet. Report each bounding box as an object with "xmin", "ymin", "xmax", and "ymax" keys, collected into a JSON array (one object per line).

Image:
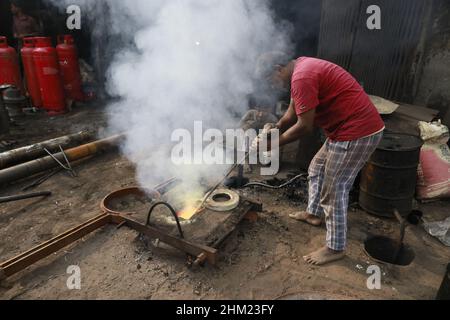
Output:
[
  {"xmin": 318, "ymin": 0, "xmax": 431, "ymax": 102},
  {"xmin": 318, "ymin": 0, "xmax": 361, "ymax": 69}
]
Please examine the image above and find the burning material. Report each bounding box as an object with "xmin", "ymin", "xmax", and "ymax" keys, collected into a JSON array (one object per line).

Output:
[
  {"xmin": 101, "ymin": 183, "xmax": 208, "ymax": 225},
  {"xmin": 178, "ymin": 205, "xmax": 203, "ymax": 221}
]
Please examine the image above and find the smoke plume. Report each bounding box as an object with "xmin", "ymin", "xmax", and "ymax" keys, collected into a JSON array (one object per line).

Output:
[{"xmin": 46, "ymin": 0, "xmax": 292, "ymax": 203}]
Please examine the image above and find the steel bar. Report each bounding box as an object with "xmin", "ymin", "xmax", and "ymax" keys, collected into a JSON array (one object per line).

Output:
[
  {"xmin": 0, "ymin": 134, "xmax": 124, "ymax": 185},
  {"xmin": 0, "ymin": 191, "xmax": 51, "ymax": 204},
  {"xmin": 0, "ymin": 214, "xmax": 111, "ymax": 279},
  {"xmin": 0, "ymin": 131, "xmax": 94, "ymax": 170}
]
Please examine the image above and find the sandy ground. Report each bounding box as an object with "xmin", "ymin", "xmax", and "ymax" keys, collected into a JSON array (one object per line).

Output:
[{"xmin": 1, "ymin": 106, "xmax": 450, "ymax": 300}]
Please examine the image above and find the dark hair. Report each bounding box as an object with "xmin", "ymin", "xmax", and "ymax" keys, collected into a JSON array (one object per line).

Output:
[
  {"xmin": 254, "ymin": 52, "xmax": 292, "ymax": 79},
  {"xmin": 11, "ymin": 0, "xmax": 38, "ymax": 15}
]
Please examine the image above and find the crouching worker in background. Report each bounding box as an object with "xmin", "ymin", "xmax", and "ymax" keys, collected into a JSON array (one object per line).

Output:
[
  {"xmin": 11, "ymin": 0, "xmax": 42, "ymax": 47},
  {"xmin": 258, "ymin": 55, "xmax": 385, "ymax": 266}
]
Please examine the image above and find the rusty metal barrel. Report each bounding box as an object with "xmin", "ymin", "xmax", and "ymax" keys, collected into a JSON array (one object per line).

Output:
[{"xmin": 359, "ymin": 133, "xmax": 423, "ymax": 218}]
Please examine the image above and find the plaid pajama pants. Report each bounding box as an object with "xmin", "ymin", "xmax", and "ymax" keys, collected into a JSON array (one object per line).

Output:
[{"xmin": 307, "ymin": 131, "xmax": 384, "ymax": 251}]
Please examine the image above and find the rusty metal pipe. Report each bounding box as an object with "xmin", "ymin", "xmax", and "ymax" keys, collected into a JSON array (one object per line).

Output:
[
  {"xmin": 0, "ymin": 134, "xmax": 124, "ymax": 186},
  {"xmin": 0, "ymin": 131, "xmax": 95, "ymax": 170}
]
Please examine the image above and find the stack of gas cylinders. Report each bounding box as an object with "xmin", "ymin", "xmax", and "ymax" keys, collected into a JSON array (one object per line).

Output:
[{"xmin": 0, "ymin": 35, "xmax": 86, "ymax": 116}]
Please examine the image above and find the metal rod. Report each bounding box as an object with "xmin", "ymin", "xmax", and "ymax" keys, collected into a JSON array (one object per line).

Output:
[
  {"xmin": 393, "ymin": 209, "xmax": 407, "ymax": 264},
  {"xmin": 21, "ymin": 168, "xmax": 63, "ymax": 191},
  {"xmin": 146, "ymin": 201, "xmax": 185, "ymax": 239},
  {"xmin": 0, "ymin": 191, "xmax": 52, "ymax": 204},
  {"xmin": 0, "ymin": 214, "xmax": 111, "ymax": 279},
  {"xmin": 44, "ymin": 148, "xmax": 71, "ymax": 171},
  {"xmin": 59, "ymin": 145, "xmax": 77, "ymax": 177}
]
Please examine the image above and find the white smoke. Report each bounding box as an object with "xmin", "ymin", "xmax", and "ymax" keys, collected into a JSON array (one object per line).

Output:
[{"xmin": 47, "ymin": 0, "xmax": 291, "ymax": 201}]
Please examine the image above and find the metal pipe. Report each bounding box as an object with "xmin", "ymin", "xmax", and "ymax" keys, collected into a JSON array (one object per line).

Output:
[
  {"xmin": 393, "ymin": 209, "xmax": 407, "ymax": 264},
  {"xmin": 0, "ymin": 191, "xmax": 51, "ymax": 204},
  {"xmin": 0, "ymin": 130, "xmax": 95, "ymax": 170},
  {"xmin": 0, "ymin": 134, "xmax": 124, "ymax": 186}
]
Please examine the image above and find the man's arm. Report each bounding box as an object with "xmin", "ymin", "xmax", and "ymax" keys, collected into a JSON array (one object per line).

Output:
[
  {"xmin": 276, "ymin": 99, "xmax": 297, "ymax": 133},
  {"xmin": 278, "ymin": 107, "xmax": 315, "ymax": 147}
]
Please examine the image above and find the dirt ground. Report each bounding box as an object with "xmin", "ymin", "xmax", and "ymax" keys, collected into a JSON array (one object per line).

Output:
[{"xmin": 1, "ymin": 105, "xmax": 450, "ymax": 300}]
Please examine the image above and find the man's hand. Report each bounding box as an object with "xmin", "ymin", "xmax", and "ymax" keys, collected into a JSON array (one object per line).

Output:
[
  {"xmin": 250, "ymin": 123, "xmax": 278, "ymax": 152},
  {"xmin": 263, "ymin": 123, "xmax": 277, "ymax": 133},
  {"xmin": 250, "ymin": 134, "xmax": 261, "ymax": 153}
]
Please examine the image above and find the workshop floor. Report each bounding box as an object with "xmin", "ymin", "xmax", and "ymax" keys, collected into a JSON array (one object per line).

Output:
[{"xmin": 0, "ymin": 106, "xmax": 449, "ymax": 300}]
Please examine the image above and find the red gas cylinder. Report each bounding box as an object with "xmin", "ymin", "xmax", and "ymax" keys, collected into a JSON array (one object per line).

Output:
[
  {"xmin": 21, "ymin": 37, "xmax": 42, "ymax": 108},
  {"xmin": 56, "ymin": 35, "xmax": 85, "ymax": 101},
  {"xmin": 33, "ymin": 37, "xmax": 66, "ymax": 115},
  {"xmin": 0, "ymin": 36, "xmax": 23, "ymax": 92}
]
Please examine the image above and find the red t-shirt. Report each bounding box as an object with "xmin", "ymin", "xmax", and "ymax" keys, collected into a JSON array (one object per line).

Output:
[{"xmin": 291, "ymin": 57, "xmax": 385, "ymax": 141}]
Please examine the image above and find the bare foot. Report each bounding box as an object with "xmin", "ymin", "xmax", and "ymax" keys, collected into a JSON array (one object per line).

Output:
[
  {"xmin": 303, "ymin": 246, "xmax": 346, "ymax": 266},
  {"xmin": 289, "ymin": 211, "xmax": 322, "ymax": 226}
]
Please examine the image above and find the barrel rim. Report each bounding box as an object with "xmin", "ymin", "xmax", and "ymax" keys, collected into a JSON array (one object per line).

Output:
[{"xmin": 377, "ymin": 132, "xmax": 424, "ymax": 152}]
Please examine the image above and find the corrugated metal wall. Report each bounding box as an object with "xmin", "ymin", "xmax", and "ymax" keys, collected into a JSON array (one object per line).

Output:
[{"xmin": 318, "ymin": 0, "xmax": 432, "ymax": 102}]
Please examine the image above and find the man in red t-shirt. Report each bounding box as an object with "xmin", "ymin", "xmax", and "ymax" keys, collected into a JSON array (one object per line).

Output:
[{"xmin": 260, "ymin": 56, "xmax": 384, "ymax": 265}]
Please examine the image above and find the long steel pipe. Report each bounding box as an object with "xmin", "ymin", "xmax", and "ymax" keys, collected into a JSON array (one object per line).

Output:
[
  {"xmin": 0, "ymin": 131, "xmax": 95, "ymax": 170},
  {"xmin": 0, "ymin": 134, "xmax": 124, "ymax": 185}
]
